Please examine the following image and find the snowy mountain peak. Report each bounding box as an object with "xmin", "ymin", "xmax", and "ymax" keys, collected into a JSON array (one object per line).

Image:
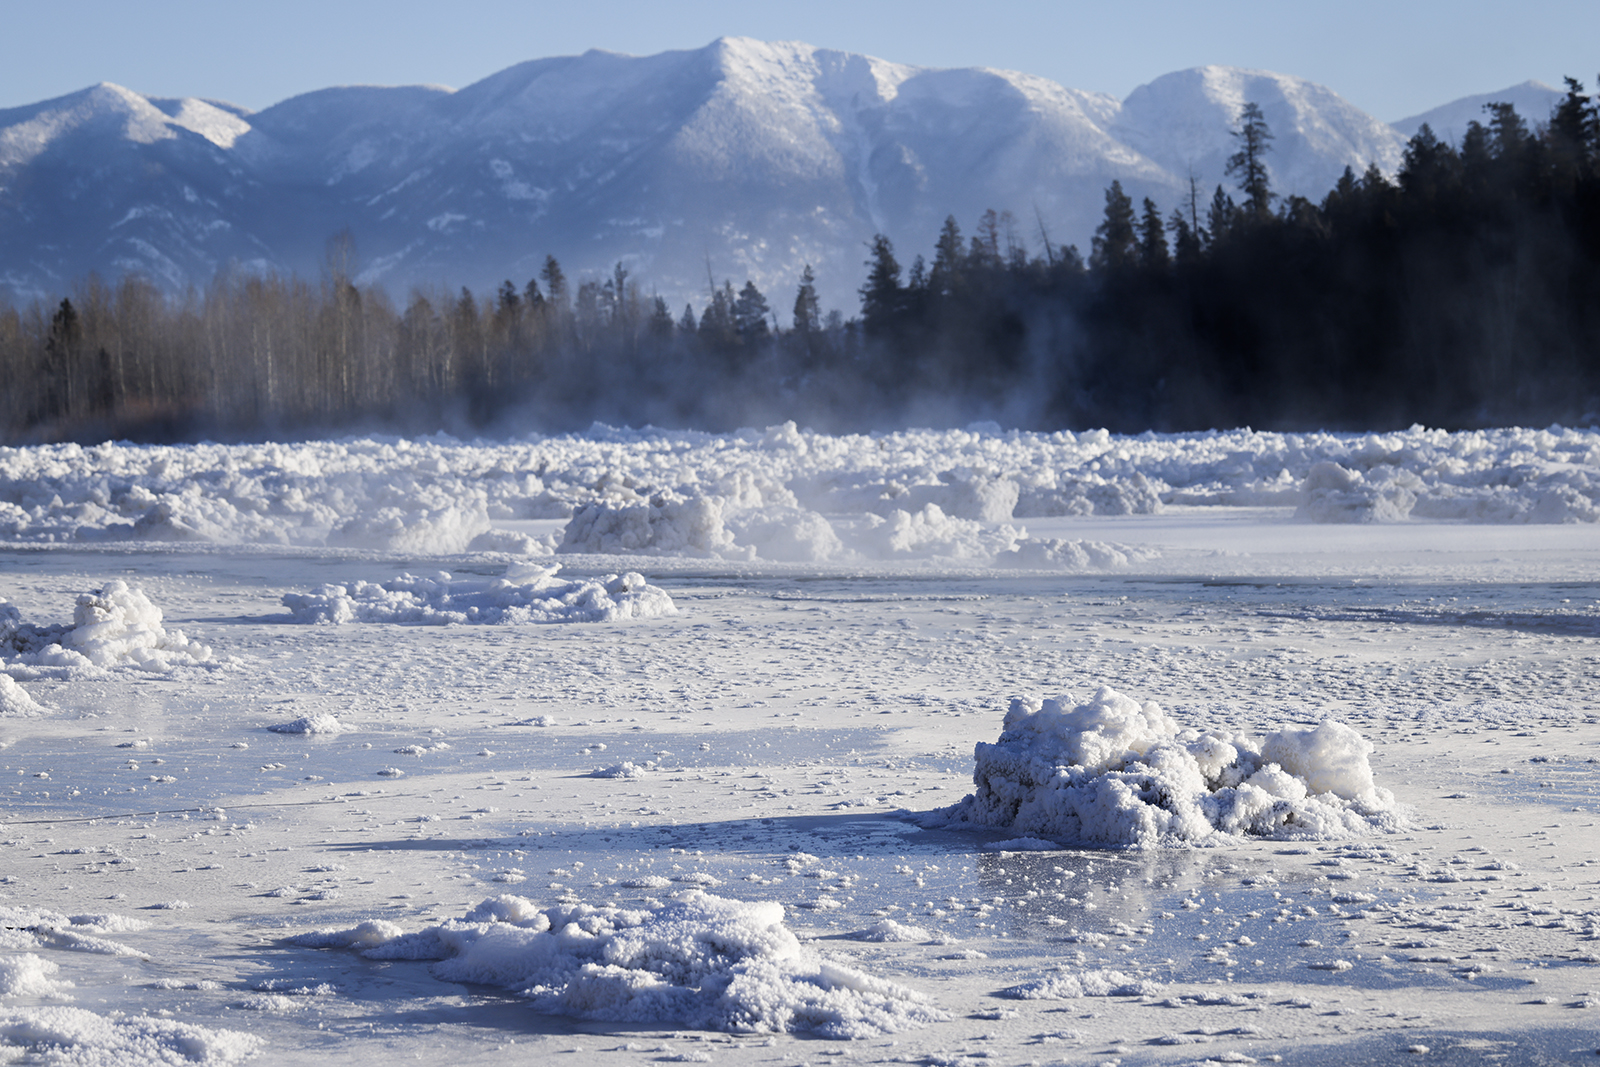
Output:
[
  {"xmin": 1116, "ymin": 66, "xmax": 1405, "ymax": 199},
  {"xmin": 0, "ymin": 40, "xmax": 1543, "ymax": 311}
]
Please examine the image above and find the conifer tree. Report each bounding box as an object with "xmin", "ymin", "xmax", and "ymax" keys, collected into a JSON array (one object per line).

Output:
[
  {"xmin": 859, "ymin": 234, "xmax": 904, "ymax": 335},
  {"xmin": 733, "ymin": 280, "xmax": 772, "ymax": 346},
  {"xmin": 1206, "ymin": 185, "xmax": 1237, "ymax": 242},
  {"xmin": 1089, "ymin": 181, "xmax": 1138, "ymax": 272},
  {"xmin": 792, "ymin": 265, "xmax": 821, "ymax": 334},
  {"xmin": 1227, "ymin": 101, "xmax": 1275, "ymax": 220},
  {"xmin": 929, "ymin": 216, "xmax": 965, "ymax": 296},
  {"xmin": 1138, "ymin": 198, "xmax": 1170, "ymax": 269}
]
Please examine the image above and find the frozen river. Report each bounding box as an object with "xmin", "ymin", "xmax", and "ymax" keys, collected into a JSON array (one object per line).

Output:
[{"xmin": 2, "ymin": 427, "xmax": 1599, "ymax": 1064}]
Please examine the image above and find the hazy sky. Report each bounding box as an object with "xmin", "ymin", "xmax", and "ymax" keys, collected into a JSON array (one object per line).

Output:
[{"xmin": 2, "ymin": 0, "xmax": 1596, "ymax": 122}]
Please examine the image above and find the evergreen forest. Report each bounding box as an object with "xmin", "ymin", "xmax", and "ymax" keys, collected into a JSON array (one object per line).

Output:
[{"xmin": 4, "ymin": 82, "xmax": 1600, "ymax": 444}]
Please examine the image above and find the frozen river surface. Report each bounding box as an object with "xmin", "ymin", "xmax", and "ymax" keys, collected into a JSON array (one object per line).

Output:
[{"xmin": 1, "ymin": 426, "xmax": 1598, "ymax": 1065}]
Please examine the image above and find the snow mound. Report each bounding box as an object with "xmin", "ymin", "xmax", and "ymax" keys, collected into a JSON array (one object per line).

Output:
[
  {"xmin": 589, "ymin": 761, "xmax": 650, "ymax": 779},
  {"xmin": 0, "ymin": 954, "xmax": 72, "ymax": 998},
  {"xmin": 841, "ymin": 504, "xmax": 1024, "ymax": 561},
  {"xmin": 723, "ymin": 506, "xmax": 845, "ymax": 562},
  {"xmin": 559, "ymin": 492, "xmax": 744, "ymax": 558},
  {"xmin": 1001, "ymin": 967, "xmax": 1164, "ymax": 999},
  {"xmin": 851, "ymin": 919, "xmax": 934, "ymax": 943},
  {"xmin": 926, "ymin": 685, "xmax": 1400, "ymax": 848},
  {"xmin": 267, "ymin": 714, "xmax": 351, "ymax": 735},
  {"xmin": 1016, "ymin": 472, "xmax": 1163, "ymax": 516},
  {"xmin": 0, "ymin": 1006, "xmax": 262, "ymax": 1064},
  {"xmin": 282, "ymin": 565, "xmax": 675, "ymax": 625},
  {"xmin": 293, "ymin": 891, "xmax": 945, "ymax": 1037},
  {"xmin": 994, "ymin": 537, "xmax": 1157, "ymax": 570},
  {"xmin": 0, "ymin": 583, "xmax": 214, "ymax": 672},
  {"xmin": 327, "ymin": 504, "xmax": 493, "ymax": 554},
  {"xmin": 0, "ymin": 673, "xmax": 44, "ymax": 716}
]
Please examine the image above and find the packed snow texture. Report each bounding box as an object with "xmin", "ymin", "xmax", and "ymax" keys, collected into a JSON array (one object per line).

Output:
[
  {"xmin": 3, "ymin": 424, "xmax": 1594, "ymax": 559},
  {"xmin": 930, "ymin": 685, "xmax": 1401, "ymax": 848},
  {"xmin": 1, "ymin": 582, "xmax": 213, "ymax": 672},
  {"xmin": 294, "ymin": 891, "xmax": 945, "ymax": 1037},
  {"xmin": 281, "ymin": 565, "xmax": 675, "ymax": 625}
]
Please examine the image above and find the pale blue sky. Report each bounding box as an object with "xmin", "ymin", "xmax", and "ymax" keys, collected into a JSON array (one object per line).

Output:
[{"xmin": 3, "ymin": 0, "xmax": 1596, "ymax": 122}]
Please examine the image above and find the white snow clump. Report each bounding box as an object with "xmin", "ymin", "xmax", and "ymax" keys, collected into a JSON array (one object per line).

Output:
[
  {"xmin": 0, "ymin": 673, "xmax": 44, "ymax": 716},
  {"xmin": 0, "ymin": 582, "xmax": 213, "ymax": 672},
  {"xmin": 0, "ymin": 954, "xmax": 72, "ymax": 998},
  {"xmin": 293, "ymin": 891, "xmax": 945, "ymax": 1037},
  {"xmin": 928, "ymin": 685, "xmax": 1400, "ymax": 848},
  {"xmin": 267, "ymin": 714, "xmax": 351, "ymax": 735},
  {"xmin": 282, "ymin": 564, "xmax": 675, "ymax": 625},
  {"xmin": 1001, "ymin": 967, "xmax": 1164, "ymax": 999},
  {"xmin": 994, "ymin": 537, "xmax": 1156, "ymax": 570},
  {"xmin": 560, "ymin": 492, "xmax": 744, "ymax": 557}
]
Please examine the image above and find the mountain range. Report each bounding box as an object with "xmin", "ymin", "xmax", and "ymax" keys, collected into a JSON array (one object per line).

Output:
[{"xmin": 0, "ymin": 38, "xmax": 1564, "ymax": 316}]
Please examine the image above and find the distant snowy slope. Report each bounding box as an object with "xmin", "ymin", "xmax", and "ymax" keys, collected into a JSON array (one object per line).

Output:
[
  {"xmin": 1115, "ymin": 66, "xmax": 1406, "ymax": 200},
  {"xmin": 0, "ymin": 39, "xmax": 1503, "ymax": 313},
  {"xmin": 1391, "ymin": 80, "xmax": 1564, "ymax": 142}
]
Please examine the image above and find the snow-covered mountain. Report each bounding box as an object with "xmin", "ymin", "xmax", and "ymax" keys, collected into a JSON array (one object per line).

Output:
[
  {"xmin": 0, "ymin": 38, "xmax": 1522, "ymax": 316},
  {"xmin": 1391, "ymin": 80, "xmax": 1563, "ymax": 143}
]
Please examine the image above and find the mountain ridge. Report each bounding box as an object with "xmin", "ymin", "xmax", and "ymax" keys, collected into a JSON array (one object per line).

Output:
[{"xmin": 0, "ymin": 38, "xmax": 1556, "ymax": 316}]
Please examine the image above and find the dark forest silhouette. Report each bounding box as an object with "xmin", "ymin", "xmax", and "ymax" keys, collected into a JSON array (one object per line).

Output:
[{"xmin": 4, "ymin": 83, "xmax": 1600, "ymax": 444}]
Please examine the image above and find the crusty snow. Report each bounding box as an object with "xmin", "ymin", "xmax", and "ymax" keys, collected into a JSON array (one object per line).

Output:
[{"xmin": 0, "ymin": 423, "xmax": 1597, "ymax": 1065}]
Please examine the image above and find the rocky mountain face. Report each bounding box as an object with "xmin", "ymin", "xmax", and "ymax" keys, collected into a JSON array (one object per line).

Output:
[{"xmin": 0, "ymin": 38, "xmax": 1529, "ymax": 316}]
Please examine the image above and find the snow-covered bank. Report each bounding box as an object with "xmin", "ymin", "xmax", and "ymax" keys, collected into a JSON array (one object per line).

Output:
[
  {"xmin": 928, "ymin": 685, "xmax": 1403, "ymax": 847},
  {"xmin": 0, "ymin": 423, "xmax": 1595, "ymax": 559},
  {"xmin": 281, "ymin": 565, "xmax": 675, "ymax": 625},
  {"xmin": 294, "ymin": 891, "xmax": 945, "ymax": 1037}
]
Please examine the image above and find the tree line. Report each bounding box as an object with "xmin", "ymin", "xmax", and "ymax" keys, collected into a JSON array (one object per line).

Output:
[{"xmin": 3, "ymin": 80, "xmax": 1599, "ymax": 443}]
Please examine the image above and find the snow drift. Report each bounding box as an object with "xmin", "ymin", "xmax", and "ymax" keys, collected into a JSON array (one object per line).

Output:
[
  {"xmin": 294, "ymin": 891, "xmax": 945, "ymax": 1037},
  {"xmin": 281, "ymin": 564, "xmax": 675, "ymax": 625},
  {"xmin": 927, "ymin": 685, "xmax": 1400, "ymax": 848}
]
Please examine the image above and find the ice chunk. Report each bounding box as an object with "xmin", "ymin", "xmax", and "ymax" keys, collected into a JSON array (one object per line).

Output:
[
  {"xmin": 0, "ymin": 583, "xmax": 213, "ymax": 672},
  {"xmin": 293, "ymin": 891, "xmax": 945, "ymax": 1037},
  {"xmin": 559, "ymin": 492, "xmax": 741, "ymax": 558},
  {"xmin": 927, "ymin": 685, "xmax": 1401, "ymax": 848}
]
